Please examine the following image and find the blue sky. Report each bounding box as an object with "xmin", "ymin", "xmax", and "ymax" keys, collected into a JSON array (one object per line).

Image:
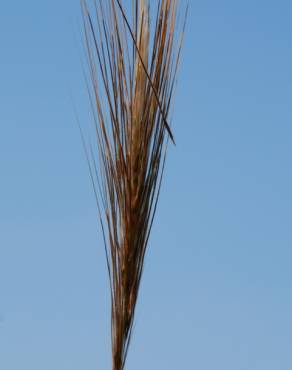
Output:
[{"xmin": 1, "ymin": 1, "xmax": 292, "ymax": 369}]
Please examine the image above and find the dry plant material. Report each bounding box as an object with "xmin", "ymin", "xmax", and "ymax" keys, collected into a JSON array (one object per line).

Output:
[{"xmin": 81, "ymin": 1, "xmax": 186, "ymax": 369}]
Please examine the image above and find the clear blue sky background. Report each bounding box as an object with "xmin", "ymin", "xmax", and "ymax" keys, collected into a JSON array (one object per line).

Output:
[{"xmin": 1, "ymin": 1, "xmax": 292, "ymax": 369}]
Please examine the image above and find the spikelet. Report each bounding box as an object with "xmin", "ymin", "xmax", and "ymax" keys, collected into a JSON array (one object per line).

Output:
[{"xmin": 81, "ymin": 1, "xmax": 186, "ymax": 369}]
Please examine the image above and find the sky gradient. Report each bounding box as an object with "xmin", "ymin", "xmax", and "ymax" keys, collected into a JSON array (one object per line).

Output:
[{"xmin": 1, "ymin": 1, "xmax": 292, "ymax": 369}]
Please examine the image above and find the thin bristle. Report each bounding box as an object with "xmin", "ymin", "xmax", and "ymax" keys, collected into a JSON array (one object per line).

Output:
[{"xmin": 81, "ymin": 1, "xmax": 185, "ymax": 369}]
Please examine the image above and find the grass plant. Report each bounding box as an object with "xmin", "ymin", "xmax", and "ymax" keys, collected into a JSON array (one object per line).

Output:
[{"xmin": 81, "ymin": 1, "xmax": 186, "ymax": 369}]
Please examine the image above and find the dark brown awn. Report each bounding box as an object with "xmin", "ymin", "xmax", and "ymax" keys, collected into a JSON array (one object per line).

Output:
[{"xmin": 80, "ymin": 1, "xmax": 187, "ymax": 369}]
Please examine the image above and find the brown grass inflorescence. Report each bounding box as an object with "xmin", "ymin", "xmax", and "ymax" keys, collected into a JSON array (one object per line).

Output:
[{"xmin": 81, "ymin": 1, "xmax": 186, "ymax": 369}]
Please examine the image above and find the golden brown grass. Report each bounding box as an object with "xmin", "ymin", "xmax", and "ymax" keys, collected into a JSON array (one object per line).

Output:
[{"xmin": 81, "ymin": 1, "xmax": 186, "ymax": 369}]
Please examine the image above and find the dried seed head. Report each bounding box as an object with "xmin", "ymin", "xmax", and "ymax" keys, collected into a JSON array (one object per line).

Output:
[{"xmin": 81, "ymin": 1, "xmax": 186, "ymax": 369}]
